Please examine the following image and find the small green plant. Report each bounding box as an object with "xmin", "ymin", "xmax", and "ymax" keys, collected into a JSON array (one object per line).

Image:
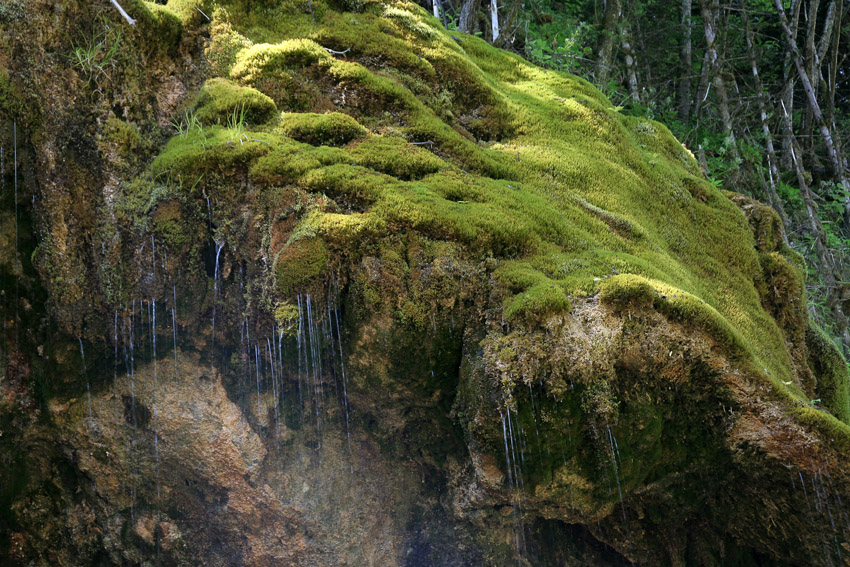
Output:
[
  {"xmin": 226, "ymin": 102, "xmax": 248, "ymax": 134},
  {"xmin": 171, "ymin": 110, "xmax": 203, "ymax": 136},
  {"xmin": 69, "ymin": 21, "xmax": 122, "ymax": 83}
]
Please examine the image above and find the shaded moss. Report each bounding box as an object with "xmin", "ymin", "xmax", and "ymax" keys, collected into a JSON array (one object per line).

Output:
[
  {"xmin": 0, "ymin": 68, "xmax": 25, "ymax": 119},
  {"xmin": 806, "ymin": 324, "xmax": 850, "ymax": 424},
  {"xmin": 135, "ymin": 1, "xmax": 183, "ymax": 55},
  {"xmin": 103, "ymin": 117, "xmax": 143, "ymax": 155},
  {"xmin": 274, "ymin": 236, "xmax": 330, "ymax": 294}
]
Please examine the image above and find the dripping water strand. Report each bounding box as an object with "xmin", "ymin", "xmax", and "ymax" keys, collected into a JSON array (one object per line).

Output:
[
  {"xmin": 266, "ymin": 332, "xmax": 283, "ymax": 442},
  {"xmin": 128, "ymin": 302, "xmax": 138, "ymax": 522},
  {"xmin": 13, "ymin": 121, "xmax": 18, "ymax": 351},
  {"xmin": 812, "ymin": 470, "xmax": 842, "ymax": 565},
  {"xmin": 172, "ymin": 285, "xmax": 179, "ymax": 378},
  {"xmin": 500, "ymin": 409, "xmax": 522, "ymax": 567},
  {"xmin": 79, "ymin": 338, "xmax": 92, "ymax": 420},
  {"xmin": 332, "ymin": 301, "xmax": 353, "ymax": 471},
  {"xmin": 606, "ymin": 423, "xmax": 632, "ymax": 552},
  {"xmin": 114, "ymin": 310, "xmax": 119, "ymax": 387},
  {"xmin": 267, "ymin": 336, "xmax": 280, "ymax": 437},
  {"xmin": 255, "ymin": 344, "xmax": 262, "ymax": 427},
  {"xmin": 306, "ymin": 294, "xmax": 324, "ymax": 425},
  {"xmin": 152, "ymin": 297, "xmax": 161, "ymax": 566},
  {"xmin": 506, "ymin": 406, "xmax": 529, "ymax": 561},
  {"xmin": 296, "ymin": 294, "xmax": 306, "ymax": 422},
  {"xmin": 211, "ymin": 241, "xmax": 223, "ymax": 358}
]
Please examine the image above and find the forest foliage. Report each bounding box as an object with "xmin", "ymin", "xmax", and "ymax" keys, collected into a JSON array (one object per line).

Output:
[{"xmin": 426, "ymin": 0, "xmax": 850, "ymax": 359}]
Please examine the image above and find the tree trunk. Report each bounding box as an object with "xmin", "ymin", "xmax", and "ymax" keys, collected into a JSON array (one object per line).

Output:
[
  {"xmin": 824, "ymin": 0, "xmax": 842, "ymax": 167},
  {"xmin": 780, "ymin": 0, "xmax": 802, "ymax": 171},
  {"xmin": 459, "ymin": 0, "xmax": 479, "ymax": 34},
  {"xmin": 596, "ymin": 0, "xmax": 622, "ymax": 86},
  {"xmin": 801, "ymin": 0, "xmax": 820, "ymax": 162},
  {"xmin": 621, "ymin": 23, "xmax": 640, "ymax": 103},
  {"xmin": 497, "ymin": 0, "xmax": 523, "ymax": 47},
  {"xmin": 774, "ymin": 0, "xmax": 850, "ymax": 229},
  {"xmin": 490, "ymin": 0, "xmax": 500, "ymax": 42},
  {"xmin": 781, "ymin": 101, "xmax": 850, "ymax": 354},
  {"xmin": 693, "ymin": 48, "xmax": 712, "ymax": 119},
  {"xmin": 678, "ymin": 0, "xmax": 693, "ymax": 122},
  {"xmin": 433, "ymin": 0, "xmax": 441, "ymax": 20},
  {"xmin": 743, "ymin": 1, "xmax": 789, "ymax": 227},
  {"xmin": 699, "ymin": 0, "xmax": 738, "ymax": 164}
]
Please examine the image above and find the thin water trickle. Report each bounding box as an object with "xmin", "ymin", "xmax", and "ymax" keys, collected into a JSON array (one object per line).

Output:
[
  {"xmin": 800, "ymin": 471, "xmax": 814, "ymax": 514},
  {"xmin": 113, "ymin": 310, "xmax": 119, "ymax": 386},
  {"xmin": 151, "ymin": 235, "xmax": 156, "ymax": 284},
  {"xmin": 332, "ymin": 303, "xmax": 353, "ymax": 471},
  {"xmin": 13, "ymin": 121, "xmax": 19, "ymax": 350},
  {"xmin": 205, "ymin": 194, "xmax": 213, "ymax": 229},
  {"xmin": 500, "ymin": 408, "xmax": 523, "ymax": 567},
  {"xmin": 151, "ymin": 297, "xmax": 162, "ymax": 558},
  {"xmin": 527, "ymin": 383, "xmax": 541, "ymax": 451},
  {"xmin": 306, "ymin": 294, "xmax": 324, "ymax": 420},
  {"xmin": 79, "ymin": 338, "xmax": 92, "ymax": 419},
  {"xmin": 606, "ymin": 424, "xmax": 633, "ymax": 553},
  {"xmin": 296, "ymin": 294, "xmax": 305, "ymax": 420},
  {"xmin": 267, "ymin": 337, "xmax": 280, "ymax": 436},
  {"xmin": 255, "ymin": 344, "xmax": 263, "ymax": 427},
  {"xmin": 211, "ymin": 241, "xmax": 224, "ymax": 351},
  {"xmin": 172, "ymin": 284, "xmax": 179, "ymax": 377}
]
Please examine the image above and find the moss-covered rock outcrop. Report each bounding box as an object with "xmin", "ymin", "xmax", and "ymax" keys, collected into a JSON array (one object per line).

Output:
[{"xmin": 1, "ymin": 0, "xmax": 849, "ymax": 565}]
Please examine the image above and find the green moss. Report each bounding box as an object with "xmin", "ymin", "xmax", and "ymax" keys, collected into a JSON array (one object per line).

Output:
[
  {"xmin": 274, "ymin": 236, "xmax": 330, "ymax": 294},
  {"xmin": 806, "ymin": 324, "xmax": 850, "ymax": 424},
  {"xmin": 0, "ymin": 68, "xmax": 25, "ymax": 119},
  {"xmin": 206, "ymin": 19, "xmax": 254, "ymax": 76},
  {"xmin": 145, "ymin": 0, "xmax": 817, "ymax": 411},
  {"xmin": 195, "ymin": 78, "xmax": 277, "ymax": 126},
  {"xmin": 250, "ymin": 142, "xmax": 349, "ymax": 185},
  {"xmin": 277, "ymin": 112, "xmax": 367, "ymax": 146},
  {"xmin": 230, "ymin": 39, "xmax": 330, "ymax": 83},
  {"xmin": 758, "ymin": 251, "xmax": 806, "ymax": 333},
  {"xmin": 160, "ymin": 0, "xmax": 208, "ymax": 24},
  {"xmin": 103, "ymin": 117, "xmax": 143, "ymax": 154},
  {"xmin": 350, "ymin": 135, "xmax": 444, "ymax": 180},
  {"xmin": 151, "ymin": 127, "xmax": 276, "ymax": 185},
  {"xmin": 600, "ymin": 274, "xmax": 750, "ymax": 358}
]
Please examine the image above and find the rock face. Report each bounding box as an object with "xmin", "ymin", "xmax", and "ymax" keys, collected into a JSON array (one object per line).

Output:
[{"xmin": 1, "ymin": 1, "xmax": 849, "ymax": 566}]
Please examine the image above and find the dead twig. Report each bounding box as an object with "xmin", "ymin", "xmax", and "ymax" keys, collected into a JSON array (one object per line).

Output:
[
  {"xmin": 324, "ymin": 47, "xmax": 351, "ymax": 56},
  {"xmin": 109, "ymin": 0, "xmax": 136, "ymax": 26}
]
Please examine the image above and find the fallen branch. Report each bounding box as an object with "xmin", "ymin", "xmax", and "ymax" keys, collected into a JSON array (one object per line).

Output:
[
  {"xmin": 196, "ymin": 7, "xmax": 211, "ymax": 21},
  {"xmin": 110, "ymin": 0, "xmax": 136, "ymax": 26},
  {"xmin": 410, "ymin": 140, "xmax": 435, "ymax": 146}
]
